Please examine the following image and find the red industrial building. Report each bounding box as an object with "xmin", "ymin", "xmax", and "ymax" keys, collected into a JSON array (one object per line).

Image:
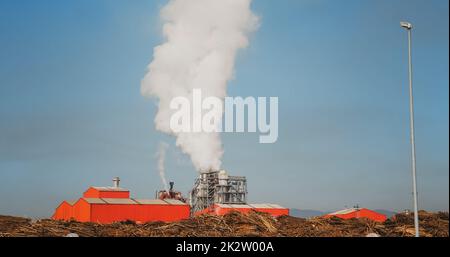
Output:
[
  {"xmin": 52, "ymin": 178, "xmax": 190, "ymax": 224},
  {"xmin": 53, "ymin": 176, "xmax": 289, "ymax": 223},
  {"xmin": 324, "ymin": 208, "xmax": 387, "ymax": 222},
  {"xmin": 194, "ymin": 203, "xmax": 289, "ymax": 217}
]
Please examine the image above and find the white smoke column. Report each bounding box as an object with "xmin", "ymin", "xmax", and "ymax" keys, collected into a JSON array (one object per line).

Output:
[
  {"xmin": 156, "ymin": 142, "xmax": 170, "ymax": 192},
  {"xmin": 141, "ymin": 0, "xmax": 259, "ymax": 172}
]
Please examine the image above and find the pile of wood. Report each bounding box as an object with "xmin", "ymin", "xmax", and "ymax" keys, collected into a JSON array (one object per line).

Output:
[{"xmin": 0, "ymin": 210, "xmax": 447, "ymax": 237}]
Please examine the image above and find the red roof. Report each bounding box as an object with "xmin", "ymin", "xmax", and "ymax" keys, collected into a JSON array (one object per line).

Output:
[{"xmin": 324, "ymin": 208, "xmax": 387, "ymax": 222}]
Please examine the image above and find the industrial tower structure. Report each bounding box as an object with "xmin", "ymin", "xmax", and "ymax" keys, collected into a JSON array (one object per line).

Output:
[{"xmin": 189, "ymin": 170, "xmax": 247, "ymax": 214}]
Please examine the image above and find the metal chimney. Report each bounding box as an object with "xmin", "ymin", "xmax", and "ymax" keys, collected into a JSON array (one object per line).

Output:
[{"xmin": 113, "ymin": 177, "xmax": 120, "ymax": 188}]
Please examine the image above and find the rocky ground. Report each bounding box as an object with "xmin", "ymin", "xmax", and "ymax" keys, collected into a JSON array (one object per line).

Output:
[{"xmin": 0, "ymin": 210, "xmax": 447, "ymax": 237}]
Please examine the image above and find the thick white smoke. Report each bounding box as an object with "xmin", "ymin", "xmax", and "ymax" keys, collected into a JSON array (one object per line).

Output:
[
  {"xmin": 156, "ymin": 142, "xmax": 169, "ymax": 192},
  {"xmin": 142, "ymin": 0, "xmax": 259, "ymax": 172}
]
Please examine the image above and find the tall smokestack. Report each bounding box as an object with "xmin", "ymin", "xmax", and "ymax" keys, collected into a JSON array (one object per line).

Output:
[{"xmin": 141, "ymin": 0, "xmax": 259, "ymax": 172}]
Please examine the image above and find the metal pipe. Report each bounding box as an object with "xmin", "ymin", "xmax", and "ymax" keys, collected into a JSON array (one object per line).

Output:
[{"xmin": 113, "ymin": 177, "xmax": 120, "ymax": 188}]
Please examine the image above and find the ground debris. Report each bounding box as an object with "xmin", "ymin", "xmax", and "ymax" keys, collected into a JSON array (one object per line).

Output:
[{"xmin": 0, "ymin": 211, "xmax": 447, "ymax": 237}]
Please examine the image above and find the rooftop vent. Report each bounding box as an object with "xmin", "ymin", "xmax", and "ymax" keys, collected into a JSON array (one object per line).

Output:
[{"xmin": 113, "ymin": 177, "xmax": 120, "ymax": 188}]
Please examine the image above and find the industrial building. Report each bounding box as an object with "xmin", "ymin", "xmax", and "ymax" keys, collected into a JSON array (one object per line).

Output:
[
  {"xmin": 324, "ymin": 207, "xmax": 387, "ymax": 222},
  {"xmin": 189, "ymin": 170, "xmax": 289, "ymax": 217},
  {"xmin": 189, "ymin": 170, "xmax": 247, "ymax": 213},
  {"xmin": 53, "ymin": 170, "xmax": 289, "ymax": 224},
  {"xmin": 52, "ymin": 178, "xmax": 190, "ymax": 224}
]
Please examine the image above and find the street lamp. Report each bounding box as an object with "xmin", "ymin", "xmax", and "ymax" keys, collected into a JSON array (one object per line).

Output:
[{"xmin": 400, "ymin": 21, "xmax": 420, "ymax": 237}]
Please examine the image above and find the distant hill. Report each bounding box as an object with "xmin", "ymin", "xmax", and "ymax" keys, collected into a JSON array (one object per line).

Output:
[{"xmin": 290, "ymin": 209, "xmax": 327, "ymax": 218}]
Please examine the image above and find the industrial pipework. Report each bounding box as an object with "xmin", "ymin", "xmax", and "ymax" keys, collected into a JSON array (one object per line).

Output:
[
  {"xmin": 156, "ymin": 182, "xmax": 186, "ymax": 202},
  {"xmin": 189, "ymin": 170, "xmax": 247, "ymax": 214}
]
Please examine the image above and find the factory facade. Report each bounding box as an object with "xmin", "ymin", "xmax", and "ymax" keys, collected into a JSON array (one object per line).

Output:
[
  {"xmin": 52, "ymin": 178, "xmax": 190, "ymax": 223},
  {"xmin": 53, "ymin": 172, "xmax": 289, "ymax": 224}
]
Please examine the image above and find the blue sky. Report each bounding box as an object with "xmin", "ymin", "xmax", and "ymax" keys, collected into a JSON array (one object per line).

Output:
[{"xmin": 0, "ymin": 0, "xmax": 448, "ymax": 217}]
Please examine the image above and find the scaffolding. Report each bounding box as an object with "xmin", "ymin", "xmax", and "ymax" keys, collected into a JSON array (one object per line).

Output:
[{"xmin": 189, "ymin": 170, "xmax": 247, "ymax": 214}]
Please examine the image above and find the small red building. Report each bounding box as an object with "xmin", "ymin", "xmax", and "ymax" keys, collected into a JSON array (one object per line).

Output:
[
  {"xmin": 324, "ymin": 208, "xmax": 387, "ymax": 222},
  {"xmin": 194, "ymin": 203, "xmax": 289, "ymax": 217},
  {"xmin": 52, "ymin": 178, "xmax": 190, "ymax": 224}
]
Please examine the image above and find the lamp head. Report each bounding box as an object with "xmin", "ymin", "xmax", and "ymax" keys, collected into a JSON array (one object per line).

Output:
[{"xmin": 400, "ymin": 21, "xmax": 413, "ymax": 30}]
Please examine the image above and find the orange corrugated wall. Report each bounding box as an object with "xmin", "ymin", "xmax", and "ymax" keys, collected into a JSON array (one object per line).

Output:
[
  {"xmin": 135, "ymin": 204, "xmax": 190, "ymax": 222},
  {"xmin": 71, "ymin": 199, "xmax": 91, "ymax": 222},
  {"xmin": 90, "ymin": 204, "xmax": 137, "ymax": 223},
  {"xmin": 83, "ymin": 188, "xmax": 130, "ymax": 199},
  {"xmin": 53, "ymin": 202, "xmax": 73, "ymax": 221},
  {"xmin": 90, "ymin": 204, "xmax": 190, "ymax": 223},
  {"xmin": 193, "ymin": 206, "xmax": 214, "ymax": 216},
  {"xmin": 54, "ymin": 201, "xmax": 190, "ymax": 223}
]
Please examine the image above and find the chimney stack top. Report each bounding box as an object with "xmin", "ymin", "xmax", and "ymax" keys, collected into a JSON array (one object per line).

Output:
[{"xmin": 113, "ymin": 177, "xmax": 120, "ymax": 188}]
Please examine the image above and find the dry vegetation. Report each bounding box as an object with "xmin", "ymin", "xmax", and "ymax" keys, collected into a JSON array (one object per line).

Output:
[{"xmin": 0, "ymin": 210, "xmax": 447, "ymax": 237}]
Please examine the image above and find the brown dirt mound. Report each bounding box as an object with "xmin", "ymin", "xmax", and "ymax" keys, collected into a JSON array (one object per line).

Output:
[{"xmin": 0, "ymin": 211, "xmax": 447, "ymax": 237}]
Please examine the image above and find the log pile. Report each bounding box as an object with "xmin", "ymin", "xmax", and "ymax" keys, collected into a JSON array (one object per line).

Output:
[{"xmin": 0, "ymin": 210, "xmax": 447, "ymax": 237}]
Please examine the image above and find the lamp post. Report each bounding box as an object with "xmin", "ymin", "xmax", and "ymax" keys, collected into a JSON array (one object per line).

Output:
[{"xmin": 400, "ymin": 21, "xmax": 420, "ymax": 237}]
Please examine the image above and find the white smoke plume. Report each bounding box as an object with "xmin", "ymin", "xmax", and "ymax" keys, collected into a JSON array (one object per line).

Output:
[
  {"xmin": 156, "ymin": 142, "xmax": 169, "ymax": 192},
  {"xmin": 142, "ymin": 0, "xmax": 259, "ymax": 172}
]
